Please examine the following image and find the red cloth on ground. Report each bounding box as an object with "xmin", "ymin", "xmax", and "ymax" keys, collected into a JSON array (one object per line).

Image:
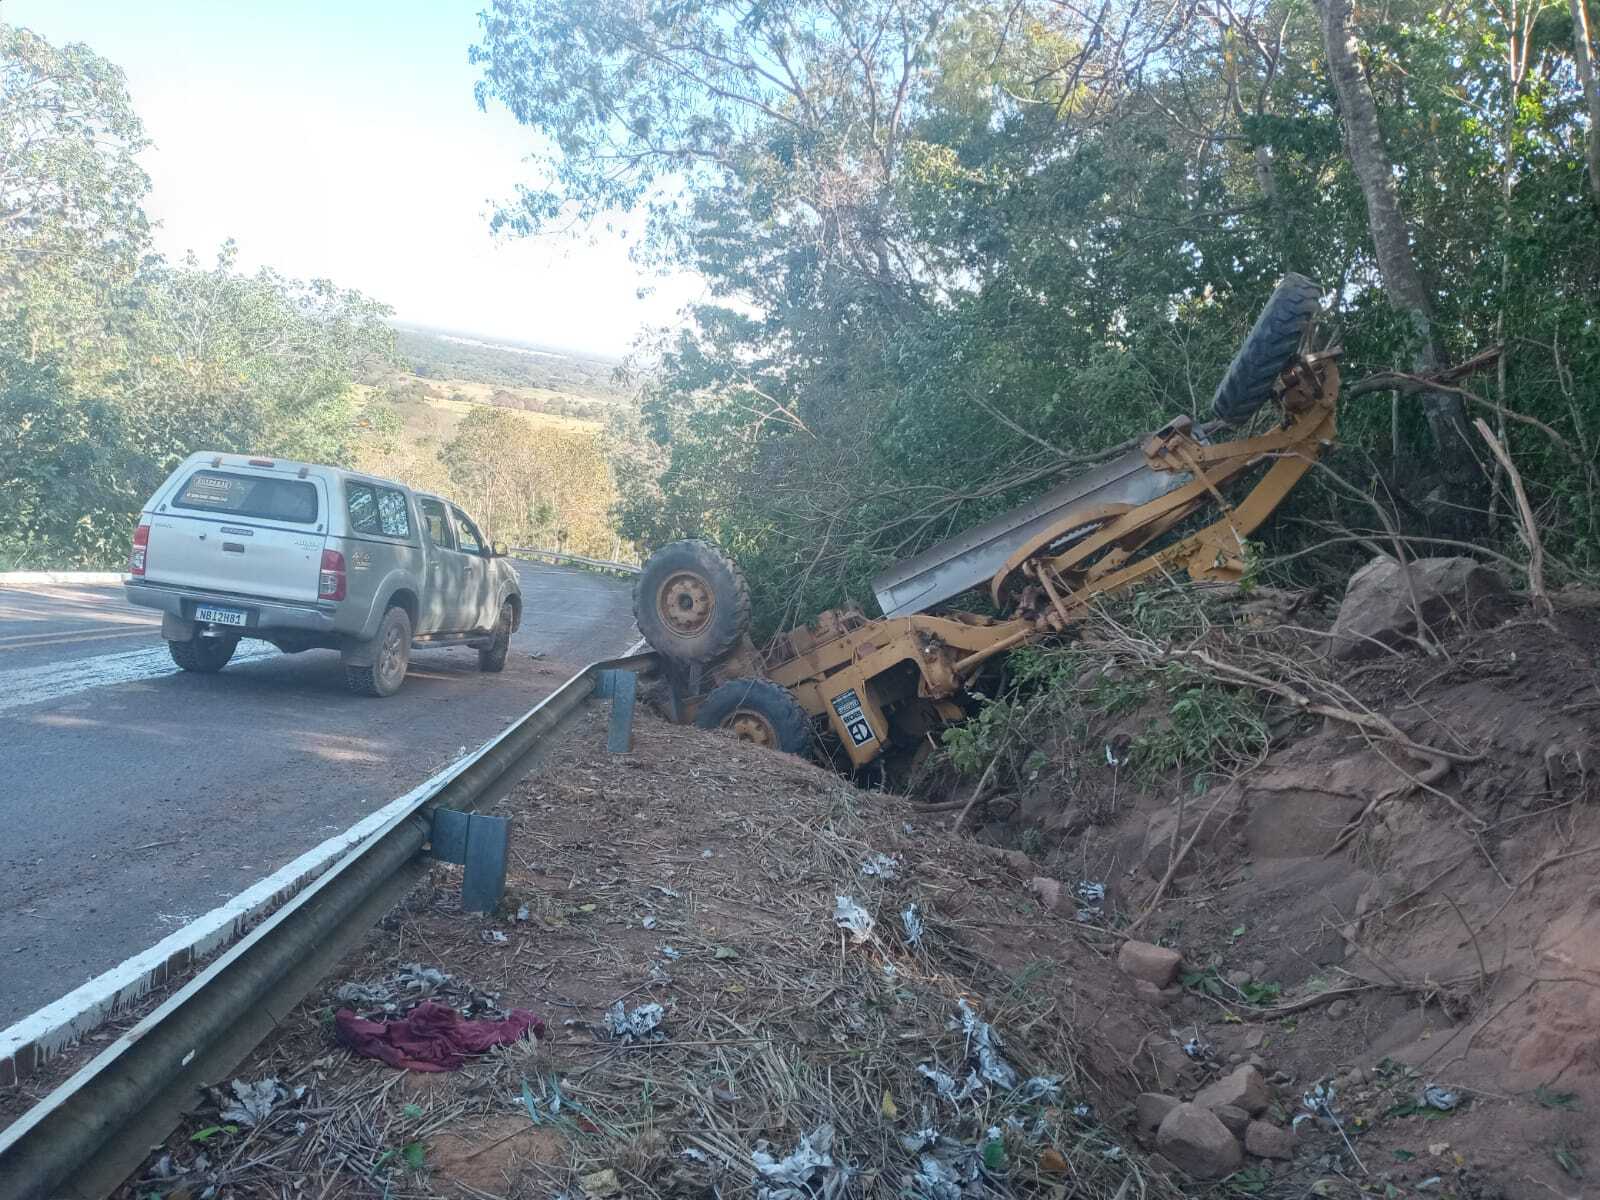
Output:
[{"xmin": 335, "ymin": 1002, "xmax": 544, "ymax": 1072}]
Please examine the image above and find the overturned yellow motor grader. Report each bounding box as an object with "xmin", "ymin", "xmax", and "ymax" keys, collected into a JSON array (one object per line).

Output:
[{"xmin": 633, "ymin": 275, "xmax": 1338, "ymax": 767}]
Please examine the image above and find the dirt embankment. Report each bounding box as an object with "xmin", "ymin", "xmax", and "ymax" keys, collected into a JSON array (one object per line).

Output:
[
  {"xmin": 962, "ymin": 580, "xmax": 1599, "ymax": 1199},
  {"xmin": 110, "ymin": 577, "xmax": 1597, "ymax": 1200}
]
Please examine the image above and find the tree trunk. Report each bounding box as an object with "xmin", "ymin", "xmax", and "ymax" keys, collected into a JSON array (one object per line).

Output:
[
  {"xmin": 1315, "ymin": 0, "xmax": 1477, "ymax": 497},
  {"xmin": 1573, "ymin": 0, "xmax": 1600, "ymax": 210}
]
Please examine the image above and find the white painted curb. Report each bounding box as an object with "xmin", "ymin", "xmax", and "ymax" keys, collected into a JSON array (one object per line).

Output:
[
  {"xmin": 0, "ymin": 571, "xmax": 124, "ymax": 587},
  {"xmin": 0, "ymin": 769, "xmax": 452, "ymax": 1084}
]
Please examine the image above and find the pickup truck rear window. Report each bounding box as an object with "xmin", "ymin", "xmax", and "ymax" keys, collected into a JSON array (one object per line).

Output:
[{"xmin": 172, "ymin": 470, "xmax": 320, "ymax": 523}]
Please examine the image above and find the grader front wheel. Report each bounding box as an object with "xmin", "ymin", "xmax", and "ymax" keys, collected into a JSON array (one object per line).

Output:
[
  {"xmin": 634, "ymin": 539, "xmax": 752, "ymax": 663},
  {"xmin": 694, "ymin": 678, "xmax": 813, "ymax": 756}
]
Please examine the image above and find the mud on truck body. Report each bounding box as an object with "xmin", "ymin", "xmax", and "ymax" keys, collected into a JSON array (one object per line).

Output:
[{"xmin": 632, "ymin": 275, "xmax": 1340, "ymax": 769}]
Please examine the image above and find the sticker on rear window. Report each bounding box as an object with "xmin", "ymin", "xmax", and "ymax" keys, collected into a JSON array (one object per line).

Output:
[{"xmin": 174, "ymin": 470, "xmax": 319, "ymax": 524}]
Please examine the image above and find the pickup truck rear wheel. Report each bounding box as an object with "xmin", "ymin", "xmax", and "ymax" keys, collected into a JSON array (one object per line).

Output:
[
  {"xmin": 478, "ymin": 601, "xmax": 513, "ymax": 672},
  {"xmin": 345, "ymin": 606, "xmax": 412, "ymax": 698},
  {"xmin": 168, "ymin": 635, "xmax": 238, "ymax": 674},
  {"xmin": 694, "ymin": 677, "xmax": 812, "ymax": 756},
  {"xmin": 635, "ymin": 539, "xmax": 751, "ymax": 664}
]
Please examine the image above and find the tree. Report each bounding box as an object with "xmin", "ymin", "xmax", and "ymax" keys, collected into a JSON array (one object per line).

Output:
[
  {"xmin": 0, "ymin": 24, "xmax": 150, "ymax": 362},
  {"xmin": 1313, "ymin": 0, "xmax": 1477, "ymax": 507},
  {"xmin": 1573, "ymin": 0, "xmax": 1600, "ymax": 209}
]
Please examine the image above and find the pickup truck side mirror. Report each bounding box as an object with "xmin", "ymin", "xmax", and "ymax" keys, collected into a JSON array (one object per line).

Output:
[{"xmin": 492, "ymin": 540, "xmax": 509, "ymax": 558}]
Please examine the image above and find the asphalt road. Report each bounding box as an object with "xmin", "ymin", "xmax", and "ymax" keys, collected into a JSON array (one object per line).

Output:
[{"xmin": 0, "ymin": 563, "xmax": 638, "ymax": 1026}]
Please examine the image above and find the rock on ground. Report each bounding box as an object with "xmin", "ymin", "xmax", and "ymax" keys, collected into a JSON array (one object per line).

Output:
[
  {"xmin": 1136, "ymin": 1092, "xmax": 1181, "ymax": 1138},
  {"xmin": 1118, "ymin": 939, "xmax": 1182, "ymax": 988},
  {"xmin": 1212, "ymin": 1104, "xmax": 1250, "ymax": 1138},
  {"xmin": 1329, "ymin": 555, "xmax": 1511, "ymax": 662},
  {"xmin": 1245, "ymin": 1120, "xmax": 1296, "ymax": 1160},
  {"xmin": 1194, "ymin": 1065, "xmax": 1272, "ymax": 1116},
  {"xmin": 1156, "ymin": 1103, "xmax": 1244, "ymax": 1178}
]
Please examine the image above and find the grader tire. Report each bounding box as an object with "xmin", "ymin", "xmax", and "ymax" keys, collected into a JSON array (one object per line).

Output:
[
  {"xmin": 694, "ymin": 677, "xmax": 813, "ymax": 756},
  {"xmin": 634, "ymin": 539, "xmax": 751, "ymax": 664},
  {"xmin": 1211, "ymin": 273, "xmax": 1323, "ymax": 427}
]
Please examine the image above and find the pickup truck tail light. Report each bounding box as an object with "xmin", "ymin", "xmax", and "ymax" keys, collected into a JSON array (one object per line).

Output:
[
  {"xmin": 129, "ymin": 523, "xmax": 150, "ymax": 576},
  {"xmin": 319, "ymin": 549, "xmax": 347, "ymax": 601}
]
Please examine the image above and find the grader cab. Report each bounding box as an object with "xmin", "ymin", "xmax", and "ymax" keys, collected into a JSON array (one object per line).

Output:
[{"xmin": 632, "ymin": 275, "xmax": 1338, "ymax": 768}]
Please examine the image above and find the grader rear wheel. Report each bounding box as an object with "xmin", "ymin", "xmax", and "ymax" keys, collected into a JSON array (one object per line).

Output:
[
  {"xmin": 694, "ymin": 678, "xmax": 813, "ymax": 756},
  {"xmin": 634, "ymin": 539, "xmax": 752, "ymax": 663}
]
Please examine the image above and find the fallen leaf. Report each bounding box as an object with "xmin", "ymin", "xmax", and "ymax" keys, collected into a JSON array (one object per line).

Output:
[
  {"xmin": 577, "ymin": 903, "xmax": 597, "ymax": 913},
  {"xmin": 402, "ymin": 1142, "xmax": 426, "ymax": 1169},
  {"xmin": 880, "ymin": 1089, "xmax": 898, "ymax": 1120},
  {"xmin": 714, "ymin": 946, "xmax": 739, "ymax": 960},
  {"xmin": 1039, "ymin": 1148, "xmax": 1069, "ymax": 1174}
]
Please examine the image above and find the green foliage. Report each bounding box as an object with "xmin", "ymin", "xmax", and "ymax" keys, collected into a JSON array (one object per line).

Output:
[
  {"xmin": 478, "ymin": 0, "xmax": 1600, "ymax": 634},
  {"xmin": 0, "ymin": 24, "xmax": 395, "ymax": 567},
  {"xmin": 1131, "ymin": 682, "xmax": 1270, "ymax": 782},
  {"xmin": 940, "ymin": 695, "xmax": 1022, "ymax": 776}
]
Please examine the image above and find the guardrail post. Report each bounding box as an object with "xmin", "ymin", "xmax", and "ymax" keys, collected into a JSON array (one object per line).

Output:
[
  {"xmin": 430, "ymin": 809, "xmax": 509, "ymax": 913},
  {"xmin": 462, "ymin": 815, "xmax": 510, "ymax": 913},
  {"xmin": 604, "ymin": 669, "xmax": 637, "ymax": 753}
]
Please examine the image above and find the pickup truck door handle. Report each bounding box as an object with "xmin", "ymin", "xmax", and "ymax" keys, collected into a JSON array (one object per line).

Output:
[{"xmin": 222, "ymin": 542, "xmax": 246, "ymax": 554}]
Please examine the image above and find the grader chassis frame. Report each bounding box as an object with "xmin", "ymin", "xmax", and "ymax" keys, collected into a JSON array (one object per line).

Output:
[{"xmin": 657, "ymin": 352, "xmax": 1340, "ymax": 768}]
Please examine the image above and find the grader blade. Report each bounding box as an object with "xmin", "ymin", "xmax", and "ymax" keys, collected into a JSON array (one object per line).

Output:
[{"xmin": 871, "ymin": 441, "xmax": 1198, "ymax": 618}]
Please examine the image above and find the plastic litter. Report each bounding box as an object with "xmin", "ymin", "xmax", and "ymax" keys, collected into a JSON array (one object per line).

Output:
[
  {"xmin": 516, "ymin": 904, "xmax": 530, "ymax": 922},
  {"xmin": 332, "ymin": 964, "xmax": 500, "ymax": 1018},
  {"xmin": 642, "ymin": 914, "xmax": 657, "ymax": 929},
  {"xmin": 899, "ymin": 1127, "xmax": 940, "ymax": 1153},
  {"xmin": 1017, "ymin": 1076, "xmax": 1062, "ymax": 1103},
  {"xmin": 1294, "ymin": 1080, "xmax": 1341, "ymax": 1129},
  {"xmin": 217, "ymin": 1078, "xmax": 298, "ymax": 1127},
  {"xmin": 1073, "ymin": 881, "xmax": 1106, "ymax": 923},
  {"xmin": 659, "ymin": 945, "xmax": 681, "ymax": 960},
  {"xmin": 1420, "ymin": 1085, "xmax": 1459, "ymax": 1111},
  {"xmin": 520, "ymin": 1074, "xmax": 564, "ymax": 1124},
  {"xmin": 1181, "ymin": 1036, "xmax": 1212, "ymax": 1060},
  {"xmin": 603, "ymin": 1001, "xmax": 665, "ymax": 1043},
  {"xmin": 833, "ymin": 895, "xmax": 875, "ymax": 943},
  {"xmin": 652, "ymin": 885, "xmax": 681, "ymax": 898},
  {"xmin": 481, "ymin": 929, "xmax": 509, "ymax": 944},
  {"xmin": 752, "ymin": 1125, "xmax": 850, "ymax": 1200},
  {"xmin": 1071, "ymin": 1102, "xmax": 1095, "ymax": 1120},
  {"xmin": 902, "ymin": 904, "xmax": 925, "ymax": 947},
  {"xmin": 917, "ymin": 1063, "xmax": 985, "ymax": 1103},
  {"xmin": 904, "ymin": 1134, "xmax": 983, "ymax": 1200},
  {"xmin": 860, "ymin": 853, "xmax": 901, "ymax": 880},
  {"xmin": 957, "ymin": 999, "xmax": 1018, "ymax": 1088}
]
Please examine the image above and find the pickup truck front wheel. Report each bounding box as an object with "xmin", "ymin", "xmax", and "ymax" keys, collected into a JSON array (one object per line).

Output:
[
  {"xmin": 168, "ymin": 635, "xmax": 238, "ymax": 674},
  {"xmin": 478, "ymin": 601, "xmax": 513, "ymax": 673},
  {"xmin": 344, "ymin": 606, "xmax": 412, "ymax": 698}
]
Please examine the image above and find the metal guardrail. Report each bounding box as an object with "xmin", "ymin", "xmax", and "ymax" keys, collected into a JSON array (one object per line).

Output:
[
  {"xmin": 0, "ymin": 650, "xmax": 660, "ymax": 1200},
  {"xmin": 509, "ymin": 546, "xmax": 642, "ymax": 574}
]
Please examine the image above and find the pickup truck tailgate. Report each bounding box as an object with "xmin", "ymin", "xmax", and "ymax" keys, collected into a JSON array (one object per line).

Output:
[{"xmin": 145, "ymin": 467, "xmax": 328, "ymax": 603}]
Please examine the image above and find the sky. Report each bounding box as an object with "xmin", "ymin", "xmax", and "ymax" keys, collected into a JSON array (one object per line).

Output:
[{"xmin": 3, "ymin": 0, "xmax": 701, "ymax": 358}]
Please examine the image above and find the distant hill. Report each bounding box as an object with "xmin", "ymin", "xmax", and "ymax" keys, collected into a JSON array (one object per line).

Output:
[{"xmin": 393, "ymin": 323, "xmax": 625, "ymax": 402}]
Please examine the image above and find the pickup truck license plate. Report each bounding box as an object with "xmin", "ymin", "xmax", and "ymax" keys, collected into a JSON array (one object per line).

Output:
[{"xmin": 196, "ymin": 605, "xmax": 247, "ymax": 628}]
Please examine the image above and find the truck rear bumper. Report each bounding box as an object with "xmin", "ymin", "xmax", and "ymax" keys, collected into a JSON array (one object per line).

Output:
[{"xmin": 123, "ymin": 579, "xmax": 339, "ymax": 638}]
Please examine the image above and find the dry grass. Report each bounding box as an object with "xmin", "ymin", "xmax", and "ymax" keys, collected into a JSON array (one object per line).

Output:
[{"xmin": 114, "ymin": 711, "xmax": 1175, "ymax": 1200}]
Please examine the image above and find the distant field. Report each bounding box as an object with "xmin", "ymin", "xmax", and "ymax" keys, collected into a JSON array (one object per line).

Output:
[
  {"xmin": 414, "ymin": 391, "xmax": 598, "ymax": 439},
  {"xmin": 393, "ymin": 324, "xmax": 624, "ymax": 405}
]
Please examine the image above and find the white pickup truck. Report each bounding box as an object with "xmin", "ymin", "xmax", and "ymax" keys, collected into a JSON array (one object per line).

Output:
[{"xmin": 123, "ymin": 452, "xmax": 524, "ymax": 696}]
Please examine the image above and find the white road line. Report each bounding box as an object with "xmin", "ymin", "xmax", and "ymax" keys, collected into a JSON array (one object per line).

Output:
[{"xmin": 0, "ymin": 642, "xmax": 278, "ymax": 714}]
